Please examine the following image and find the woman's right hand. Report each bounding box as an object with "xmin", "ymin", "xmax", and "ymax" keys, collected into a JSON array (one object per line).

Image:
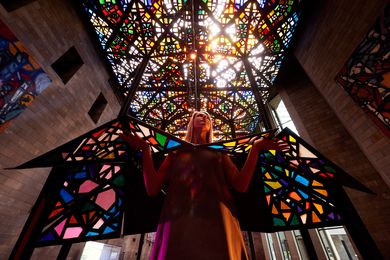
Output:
[{"xmin": 119, "ymin": 131, "xmax": 150, "ymax": 152}]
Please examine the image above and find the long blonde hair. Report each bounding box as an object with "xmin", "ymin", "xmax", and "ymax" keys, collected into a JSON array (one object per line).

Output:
[{"xmin": 184, "ymin": 111, "xmax": 213, "ymax": 143}]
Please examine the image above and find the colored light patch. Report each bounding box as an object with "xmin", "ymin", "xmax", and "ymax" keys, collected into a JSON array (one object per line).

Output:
[
  {"xmin": 139, "ymin": 125, "xmax": 150, "ymax": 137},
  {"xmin": 289, "ymin": 135, "xmax": 296, "ymax": 143},
  {"xmin": 282, "ymin": 212, "xmax": 291, "ymax": 221},
  {"xmin": 54, "ymin": 218, "xmax": 67, "ymax": 236},
  {"xmin": 273, "ymin": 217, "xmax": 286, "ymax": 226},
  {"xmin": 312, "ymin": 180, "xmax": 323, "ymax": 187},
  {"xmin": 289, "ymin": 191, "xmax": 301, "ymax": 201},
  {"xmin": 70, "ymin": 215, "xmax": 78, "ymax": 224},
  {"xmin": 167, "ymin": 139, "xmax": 181, "ymax": 149},
  {"xmin": 295, "ymin": 174, "xmax": 309, "ymax": 186},
  {"xmin": 298, "ymin": 189, "xmax": 309, "ymax": 199},
  {"xmin": 265, "ymin": 181, "xmax": 282, "ymax": 189},
  {"xmin": 96, "ymin": 189, "xmax": 116, "ymax": 210},
  {"xmin": 312, "ymin": 212, "xmax": 321, "ymax": 223},
  {"xmin": 155, "ymin": 132, "xmax": 167, "ymax": 146},
  {"xmin": 103, "ymin": 226, "xmax": 115, "ymax": 234},
  {"xmin": 63, "ymin": 227, "xmax": 83, "ymax": 239},
  {"xmin": 79, "ymin": 180, "xmax": 99, "ymax": 193},
  {"xmin": 60, "ymin": 189, "xmax": 74, "ymax": 203},
  {"xmin": 75, "ymin": 171, "xmax": 87, "ymax": 179},
  {"xmin": 93, "ymin": 218, "xmax": 105, "ymax": 229},
  {"xmin": 299, "ymin": 144, "xmax": 316, "ymax": 158},
  {"xmin": 39, "ymin": 231, "xmax": 56, "ymax": 241},
  {"xmin": 224, "ymin": 141, "xmax": 236, "ymax": 147},
  {"xmin": 300, "ymin": 213, "xmax": 307, "ymax": 224},
  {"xmin": 266, "ymin": 195, "xmax": 271, "ymax": 205},
  {"xmin": 209, "ymin": 145, "xmax": 224, "ymax": 149},
  {"xmin": 147, "ymin": 136, "xmax": 158, "ymax": 145},
  {"xmin": 100, "ymin": 164, "xmax": 111, "ymax": 173},
  {"xmin": 281, "ymin": 201, "xmax": 290, "ymax": 210},
  {"xmin": 314, "ymin": 188, "xmax": 328, "ymax": 197},
  {"xmin": 313, "ymin": 203, "xmax": 324, "ymax": 214},
  {"xmin": 310, "ymin": 167, "xmax": 320, "ymax": 173},
  {"xmin": 49, "ymin": 208, "xmax": 63, "ymax": 219},
  {"xmin": 238, "ymin": 138, "xmax": 250, "ymax": 144}
]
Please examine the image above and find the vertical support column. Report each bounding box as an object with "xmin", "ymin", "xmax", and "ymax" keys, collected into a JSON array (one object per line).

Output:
[{"xmin": 57, "ymin": 242, "xmax": 72, "ymax": 260}]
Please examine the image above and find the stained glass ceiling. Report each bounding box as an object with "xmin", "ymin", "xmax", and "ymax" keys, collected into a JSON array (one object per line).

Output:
[{"xmin": 79, "ymin": 0, "xmax": 302, "ymax": 139}]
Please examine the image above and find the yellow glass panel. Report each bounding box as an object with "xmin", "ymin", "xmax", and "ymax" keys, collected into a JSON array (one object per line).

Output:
[
  {"xmin": 245, "ymin": 145, "xmax": 252, "ymax": 151},
  {"xmin": 265, "ymin": 172, "xmax": 272, "ymax": 179},
  {"xmin": 313, "ymin": 203, "xmax": 324, "ymax": 214},
  {"xmin": 285, "ymin": 169, "xmax": 289, "ymax": 176},
  {"xmin": 289, "ymin": 136, "xmax": 296, "ymax": 143},
  {"xmin": 270, "ymin": 150, "xmax": 276, "ymax": 155},
  {"xmin": 224, "ymin": 141, "xmax": 236, "ymax": 147},
  {"xmin": 312, "ymin": 180, "xmax": 323, "ymax": 187},
  {"xmin": 314, "ymin": 188, "xmax": 328, "ymax": 197},
  {"xmin": 265, "ymin": 181, "xmax": 282, "ymax": 189}
]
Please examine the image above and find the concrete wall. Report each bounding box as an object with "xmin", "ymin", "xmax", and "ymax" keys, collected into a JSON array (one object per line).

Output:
[{"xmin": 0, "ymin": 0, "xmax": 121, "ymax": 258}]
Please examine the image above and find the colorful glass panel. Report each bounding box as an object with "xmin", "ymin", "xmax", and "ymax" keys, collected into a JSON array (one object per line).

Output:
[
  {"xmin": 36, "ymin": 164, "xmax": 125, "ymax": 246},
  {"xmin": 258, "ymin": 128, "xmax": 345, "ymax": 228},
  {"xmin": 79, "ymin": 0, "xmax": 303, "ymax": 137},
  {"xmin": 335, "ymin": 4, "xmax": 390, "ymax": 138}
]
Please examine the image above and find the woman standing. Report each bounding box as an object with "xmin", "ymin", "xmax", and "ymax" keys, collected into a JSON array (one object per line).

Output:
[{"xmin": 120, "ymin": 111, "xmax": 287, "ymax": 259}]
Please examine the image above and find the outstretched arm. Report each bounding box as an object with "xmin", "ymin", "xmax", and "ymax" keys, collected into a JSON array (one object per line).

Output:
[
  {"xmin": 223, "ymin": 138, "xmax": 288, "ymax": 192},
  {"xmin": 119, "ymin": 132, "xmax": 170, "ymax": 196}
]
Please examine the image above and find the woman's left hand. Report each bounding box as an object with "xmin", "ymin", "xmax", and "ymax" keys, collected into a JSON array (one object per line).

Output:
[{"xmin": 251, "ymin": 138, "xmax": 289, "ymax": 153}]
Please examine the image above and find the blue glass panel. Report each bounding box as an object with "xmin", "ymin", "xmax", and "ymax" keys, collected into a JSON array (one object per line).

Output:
[
  {"xmin": 60, "ymin": 188, "xmax": 74, "ymax": 203},
  {"xmin": 167, "ymin": 139, "xmax": 181, "ymax": 149},
  {"xmin": 295, "ymin": 175, "xmax": 309, "ymax": 186}
]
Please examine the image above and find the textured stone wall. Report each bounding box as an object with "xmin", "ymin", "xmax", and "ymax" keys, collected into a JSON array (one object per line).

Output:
[
  {"xmin": 0, "ymin": 0, "xmax": 121, "ymax": 258},
  {"xmin": 294, "ymin": 0, "xmax": 390, "ymax": 186}
]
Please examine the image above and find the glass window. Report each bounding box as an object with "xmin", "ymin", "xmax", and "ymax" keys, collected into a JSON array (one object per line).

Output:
[
  {"xmin": 317, "ymin": 226, "xmax": 360, "ymax": 260},
  {"xmin": 277, "ymin": 232, "xmax": 292, "ymax": 260},
  {"xmin": 81, "ymin": 241, "xmax": 121, "ymax": 260}
]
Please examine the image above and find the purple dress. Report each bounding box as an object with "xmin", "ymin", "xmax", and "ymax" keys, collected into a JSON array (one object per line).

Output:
[{"xmin": 150, "ymin": 148, "xmax": 249, "ymax": 260}]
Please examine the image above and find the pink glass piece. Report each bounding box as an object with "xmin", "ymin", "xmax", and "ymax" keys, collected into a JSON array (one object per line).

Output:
[
  {"xmin": 93, "ymin": 218, "xmax": 105, "ymax": 229},
  {"xmin": 79, "ymin": 180, "xmax": 99, "ymax": 193},
  {"xmin": 100, "ymin": 164, "xmax": 111, "ymax": 173},
  {"xmin": 114, "ymin": 166, "xmax": 121, "ymax": 173},
  {"xmin": 63, "ymin": 227, "xmax": 83, "ymax": 239},
  {"xmin": 96, "ymin": 189, "xmax": 116, "ymax": 210},
  {"xmin": 105, "ymin": 172, "xmax": 112, "ymax": 180},
  {"xmin": 55, "ymin": 218, "xmax": 67, "ymax": 236}
]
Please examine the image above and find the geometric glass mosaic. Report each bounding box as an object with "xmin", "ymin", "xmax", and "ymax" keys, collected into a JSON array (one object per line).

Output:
[
  {"xmin": 78, "ymin": 0, "xmax": 304, "ymax": 138},
  {"xmin": 14, "ymin": 118, "xmax": 373, "ymax": 246},
  {"xmin": 36, "ymin": 164, "xmax": 125, "ymax": 246}
]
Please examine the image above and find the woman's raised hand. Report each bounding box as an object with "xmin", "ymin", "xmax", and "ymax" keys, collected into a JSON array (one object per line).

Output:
[
  {"xmin": 251, "ymin": 138, "xmax": 289, "ymax": 153},
  {"xmin": 119, "ymin": 131, "xmax": 150, "ymax": 152}
]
